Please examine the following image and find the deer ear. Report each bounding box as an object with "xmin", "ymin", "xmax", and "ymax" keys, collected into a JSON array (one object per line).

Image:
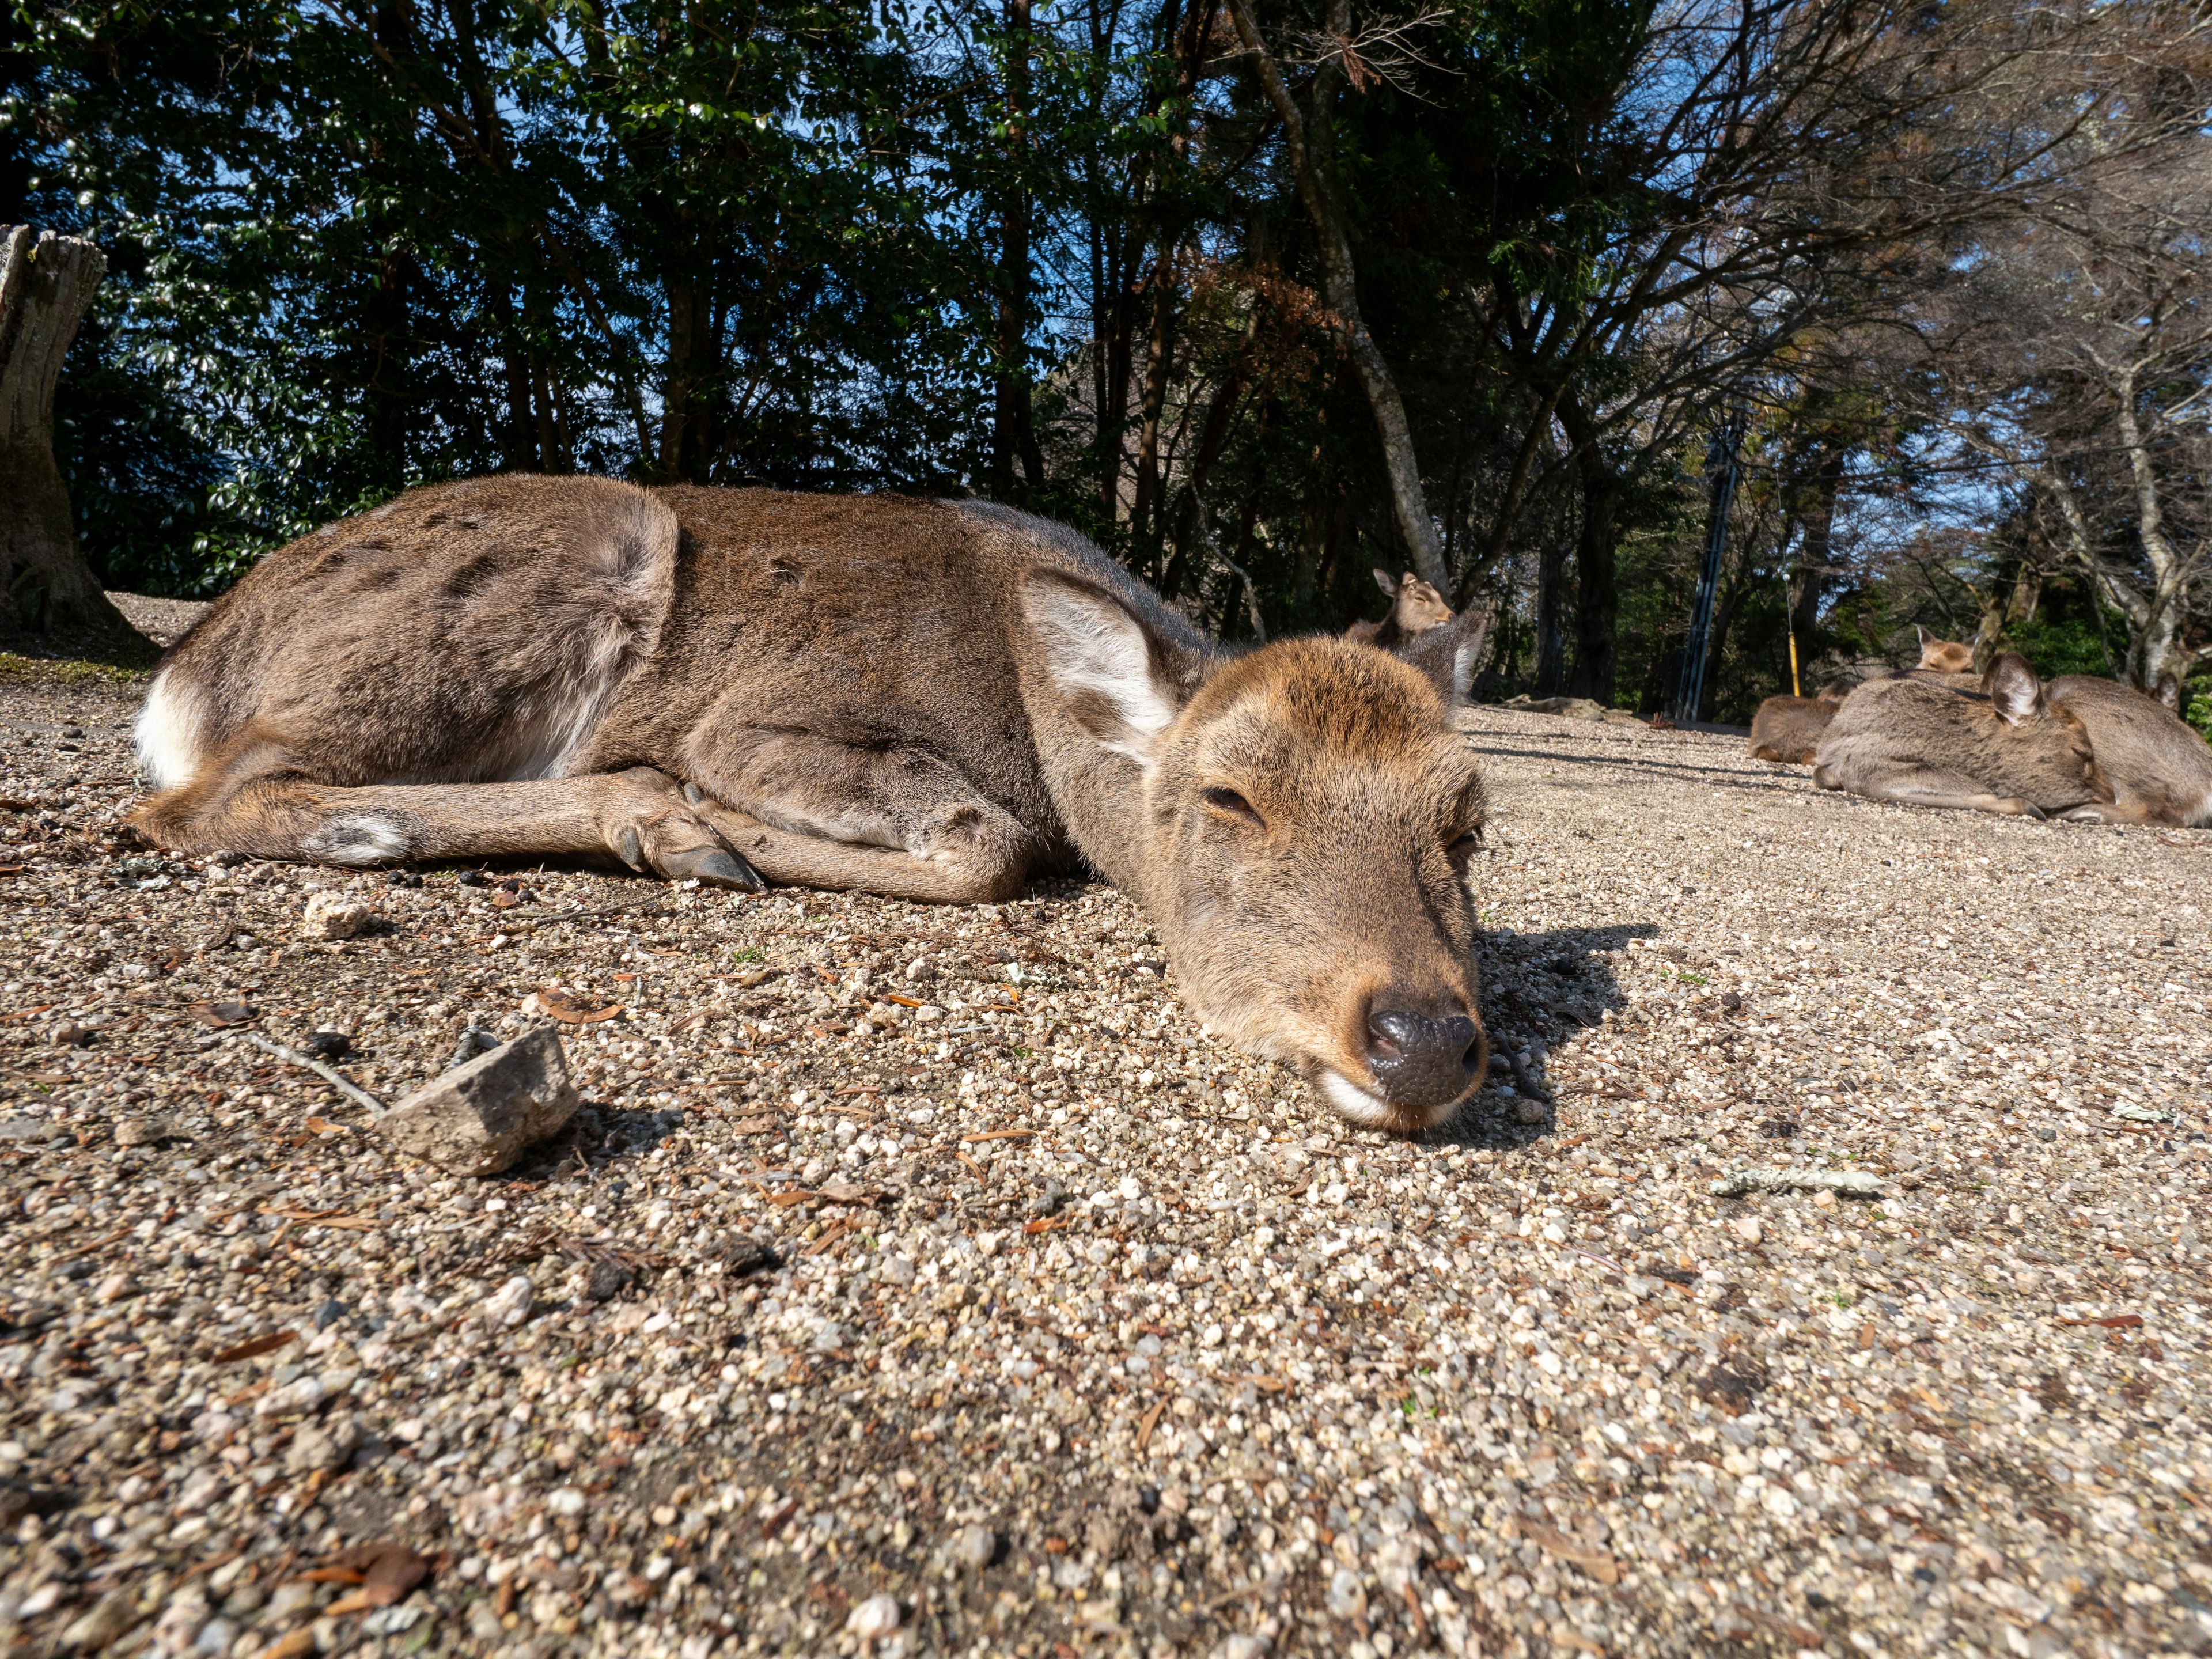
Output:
[
  {"xmin": 2156, "ymin": 673, "xmax": 2183, "ymax": 714},
  {"xmin": 1372, "ymin": 568, "xmax": 1399, "ymax": 598},
  {"xmin": 1022, "ymin": 571, "xmax": 1185, "ymax": 762},
  {"xmin": 1985, "ymin": 653, "xmax": 2046, "ymax": 726}
]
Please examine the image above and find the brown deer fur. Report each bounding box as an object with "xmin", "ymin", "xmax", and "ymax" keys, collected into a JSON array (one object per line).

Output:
[
  {"xmin": 1344, "ymin": 569, "xmax": 1453, "ymax": 648},
  {"xmin": 133, "ymin": 475, "xmax": 1493, "ymax": 1132},
  {"xmin": 2046, "ymin": 675, "xmax": 2212, "ymax": 827},
  {"xmin": 1747, "ymin": 684, "xmax": 1849, "ymax": 764},
  {"xmin": 1813, "ymin": 653, "xmax": 2120, "ymax": 819}
]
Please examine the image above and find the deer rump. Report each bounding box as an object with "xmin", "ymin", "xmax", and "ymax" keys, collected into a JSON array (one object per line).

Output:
[{"xmin": 132, "ymin": 474, "xmax": 1498, "ymax": 1133}]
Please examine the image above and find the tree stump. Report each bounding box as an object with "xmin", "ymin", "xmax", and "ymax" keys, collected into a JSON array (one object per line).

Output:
[{"xmin": 0, "ymin": 225, "xmax": 132, "ymax": 637}]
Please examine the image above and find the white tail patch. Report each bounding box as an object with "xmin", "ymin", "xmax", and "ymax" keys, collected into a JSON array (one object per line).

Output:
[{"xmin": 134, "ymin": 670, "xmax": 207, "ymax": 790}]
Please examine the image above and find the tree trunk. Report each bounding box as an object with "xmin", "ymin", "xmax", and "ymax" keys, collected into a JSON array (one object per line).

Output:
[
  {"xmin": 1533, "ymin": 533, "xmax": 1570, "ymax": 694},
  {"xmin": 989, "ymin": 0, "xmax": 1043, "ymax": 497},
  {"xmin": 0, "ymin": 226, "xmax": 124, "ymax": 635},
  {"xmin": 1788, "ymin": 442, "xmax": 1846, "ymax": 646},
  {"xmin": 1225, "ymin": 0, "xmax": 1446, "ymax": 589},
  {"xmin": 1559, "ymin": 396, "xmax": 1622, "ymax": 703}
]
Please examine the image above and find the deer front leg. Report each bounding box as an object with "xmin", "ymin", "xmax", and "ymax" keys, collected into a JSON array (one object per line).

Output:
[
  {"xmin": 1814, "ymin": 763, "xmax": 2044, "ymax": 818},
  {"xmin": 675, "ymin": 787, "xmax": 1031, "ymax": 905},
  {"xmin": 133, "ymin": 757, "xmax": 764, "ymax": 889}
]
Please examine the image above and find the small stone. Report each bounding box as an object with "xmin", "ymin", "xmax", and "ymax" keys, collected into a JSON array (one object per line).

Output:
[
  {"xmin": 285, "ymin": 1416, "xmax": 361, "ymax": 1475},
  {"xmin": 846, "ymin": 1593, "xmax": 901, "ymax": 1639},
  {"xmin": 481, "ymin": 1275, "xmax": 535, "ymax": 1327},
  {"xmin": 59, "ymin": 1589, "xmax": 137, "ymax": 1650},
  {"xmin": 950, "ymin": 1524, "xmax": 996, "ymax": 1570},
  {"xmin": 376, "ymin": 1027, "xmax": 580, "ymax": 1176},
  {"xmin": 266, "ymin": 1582, "xmax": 321, "ymax": 1622},
  {"xmin": 300, "ymin": 891, "xmax": 373, "ymax": 941},
  {"xmin": 93, "ymin": 1271, "xmax": 134, "ymax": 1305},
  {"xmin": 1325, "ymin": 1566, "xmax": 1366, "ymax": 1619},
  {"xmin": 255, "ymin": 1376, "xmax": 326, "ymax": 1418},
  {"xmin": 301, "ymin": 1029, "xmax": 352, "ymax": 1060},
  {"xmin": 1513, "ymin": 1097, "xmax": 1547, "ymax": 1124},
  {"xmin": 113, "ymin": 1117, "xmax": 169, "ymax": 1147},
  {"xmin": 313, "ymin": 1298, "xmax": 349, "ymax": 1331},
  {"xmin": 1734, "ymin": 1215, "xmax": 1762, "ymax": 1245},
  {"xmin": 586, "ymin": 1258, "xmax": 635, "ymax": 1302},
  {"xmin": 50, "ymin": 1021, "xmax": 93, "ymax": 1048},
  {"xmin": 1812, "ymin": 1187, "xmax": 1838, "ymax": 1210}
]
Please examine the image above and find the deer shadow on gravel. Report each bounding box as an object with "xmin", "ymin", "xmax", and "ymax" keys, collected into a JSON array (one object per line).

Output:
[{"xmin": 1422, "ymin": 920, "xmax": 1656, "ymax": 1150}]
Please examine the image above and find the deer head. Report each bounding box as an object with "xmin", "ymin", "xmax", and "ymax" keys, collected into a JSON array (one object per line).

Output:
[{"xmin": 1024, "ymin": 573, "xmax": 1489, "ymax": 1133}]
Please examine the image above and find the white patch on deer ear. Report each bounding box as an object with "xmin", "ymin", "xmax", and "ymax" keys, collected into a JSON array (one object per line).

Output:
[
  {"xmin": 1023, "ymin": 574, "xmax": 1182, "ymax": 762},
  {"xmin": 1987, "ymin": 654, "xmax": 2044, "ymax": 726}
]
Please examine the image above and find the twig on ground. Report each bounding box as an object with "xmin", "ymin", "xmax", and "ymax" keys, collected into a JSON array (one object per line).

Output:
[{"xmin": 245, "ymin": 1033, "xmax": 388, "ymax": 1118}]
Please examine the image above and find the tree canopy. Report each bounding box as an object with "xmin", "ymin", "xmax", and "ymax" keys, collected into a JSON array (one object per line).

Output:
[{"xmin": 6, "ymin": 0, "xmax": 2207, "ymax": 720}]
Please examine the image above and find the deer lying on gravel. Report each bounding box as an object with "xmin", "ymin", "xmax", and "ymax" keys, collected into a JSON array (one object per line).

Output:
[
  {"xmin": 132, "ymin": 476, "xmax": 1494, "ymax": 1132},
  {"xmin": 1813, "ymin": 653, "xmax": 2122, "ymax": 819},
  {"xmin": 1345, "ymin": 569, "xmax": 1453, "ymax": 648},
  {"xmin": 2045, "ymin": 675, "xmax": 2212, "ymax": 827},
  {"xmin": 1748, "ymin": 684, "xmax": 1850, "ymax": 764},
  {"xmin": 1888, "ymin": 637, "xmax": 2210, "ymax": 825}
]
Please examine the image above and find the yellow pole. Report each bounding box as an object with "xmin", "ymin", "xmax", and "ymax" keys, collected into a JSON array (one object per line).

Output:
[{"xmin": 1788, "ymin": 626, "xmax": 1801, "ymax": 699}]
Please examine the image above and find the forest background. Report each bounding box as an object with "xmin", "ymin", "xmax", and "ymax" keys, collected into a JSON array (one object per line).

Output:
[{"xmin": 4, "ymin": 0, "xmax": 2208, "ymax": 725}]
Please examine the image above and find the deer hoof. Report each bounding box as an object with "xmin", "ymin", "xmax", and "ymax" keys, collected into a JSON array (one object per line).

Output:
[
  {"xmin": 664, "ymin": 844, "xmax": 765, "ymax": 892},
  {"xmin": 615, "ymin": 826, "xmax": 649, "ymax": 870}
]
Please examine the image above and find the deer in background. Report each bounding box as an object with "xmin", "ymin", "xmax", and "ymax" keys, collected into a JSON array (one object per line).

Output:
[
  {"xmin": 132, "ymin": 476, "xmax": 1497, "ymax": 1133},
  {"xmin": 1346, "ymin": 569, "xmax": 1453, "ymax": 648},
  {"xmin": 1885, "ymin": 634, "xmax": 2211, "ymax": 825},
  {"xmin": 1748, "ymin": 684, "xmax": 1852, "ymax": 764},
  {"xmin": 1813, "ymin": 653, "xmax": 2121, "ymax": 819},
  {"xmin": 2045, "ymin": 673, "xmax": 2212, "ymax": 827}
]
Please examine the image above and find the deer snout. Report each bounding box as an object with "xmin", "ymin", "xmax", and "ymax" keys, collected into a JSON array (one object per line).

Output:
[{"xmin": 1364, "ymin": 1001, "xmax": 1485, "ymax": 1108}]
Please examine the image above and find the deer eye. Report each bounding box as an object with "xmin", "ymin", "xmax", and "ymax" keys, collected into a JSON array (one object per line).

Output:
[{"xmin": 1201, "ymin": 786, "xmax": 1264, "ymax": 827}]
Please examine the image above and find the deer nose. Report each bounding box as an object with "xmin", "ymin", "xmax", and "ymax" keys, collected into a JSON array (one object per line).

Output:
[{"xmin": 1364, "ymin": 1004, "xmax": 1483, "ymax": 1107}]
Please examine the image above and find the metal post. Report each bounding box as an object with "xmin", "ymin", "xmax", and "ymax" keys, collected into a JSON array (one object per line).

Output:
[{"xmin": 1674, "ymin": 404, "xmax": 1748, "ymax": 724}]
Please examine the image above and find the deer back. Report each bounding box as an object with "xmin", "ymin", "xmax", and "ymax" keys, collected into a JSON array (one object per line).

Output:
[
  {"xmin": 2047, "ymin": 676, "xmax": 2212, "ymax": 828},
  {"xmin": 1816, "ymin": 657, "xmax": 2112, "ymax": 815}
]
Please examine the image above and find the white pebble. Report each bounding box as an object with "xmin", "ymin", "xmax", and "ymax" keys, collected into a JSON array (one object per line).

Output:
[{"xmin": 846, "ymin": 1593, "xmax": 901, "ymax": 1638}]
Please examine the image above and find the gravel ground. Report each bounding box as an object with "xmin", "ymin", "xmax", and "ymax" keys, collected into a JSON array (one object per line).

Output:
[
  {"xmin": 1, "ymin": 654, "xmax": 2207, "ymax": 1659},
  {"xmin": 99, "ymin": 597, "xmax": 210, "ymax": 651}
]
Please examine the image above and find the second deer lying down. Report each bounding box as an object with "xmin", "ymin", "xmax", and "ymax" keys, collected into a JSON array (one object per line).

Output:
[
  {"xmin": 1813, "ymin": 653, "xmax": 2122, "ymax": 819},
  {"xmin": 1748, "ymin": 684, "xmax": 1849, "ymax": 764},
  {"xmin": 1897, "ymin": 635, "xmax": 2212, "ymax": 825},
  {"xmin": 132, "ymin": 476, "xmax": 1495, "ymax": 1133},
  {"xmin": 1345, "ymin": 569, "xmax": 1453, "ymax": 648}
]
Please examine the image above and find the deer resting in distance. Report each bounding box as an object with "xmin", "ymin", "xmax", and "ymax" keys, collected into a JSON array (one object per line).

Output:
[
  {"xmin": 1813, "ymin": 653, "xmax": 2121, "ymax": 819},
  {"xmin": 1748, "ymin": 684, "xmax": 1850, "ymax": 764},
  {"xmin": 132, "ymin": 476, "xmax": 1495, "ymax": 1132},
  {"xmin": 1896, "ymin": 639, "xmax": 2210, "ymax": 825},
  {"xmin": 1345, "ymin": 569, "xmax": 1453, "ymax": 648},
  {"xmin": 2044, "ymin": 675, "xmax": 2212, "ymax": 827},
  {"xmin": 1912, "ymin": 625, "xmax": 1978, "ymax": 677}
]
